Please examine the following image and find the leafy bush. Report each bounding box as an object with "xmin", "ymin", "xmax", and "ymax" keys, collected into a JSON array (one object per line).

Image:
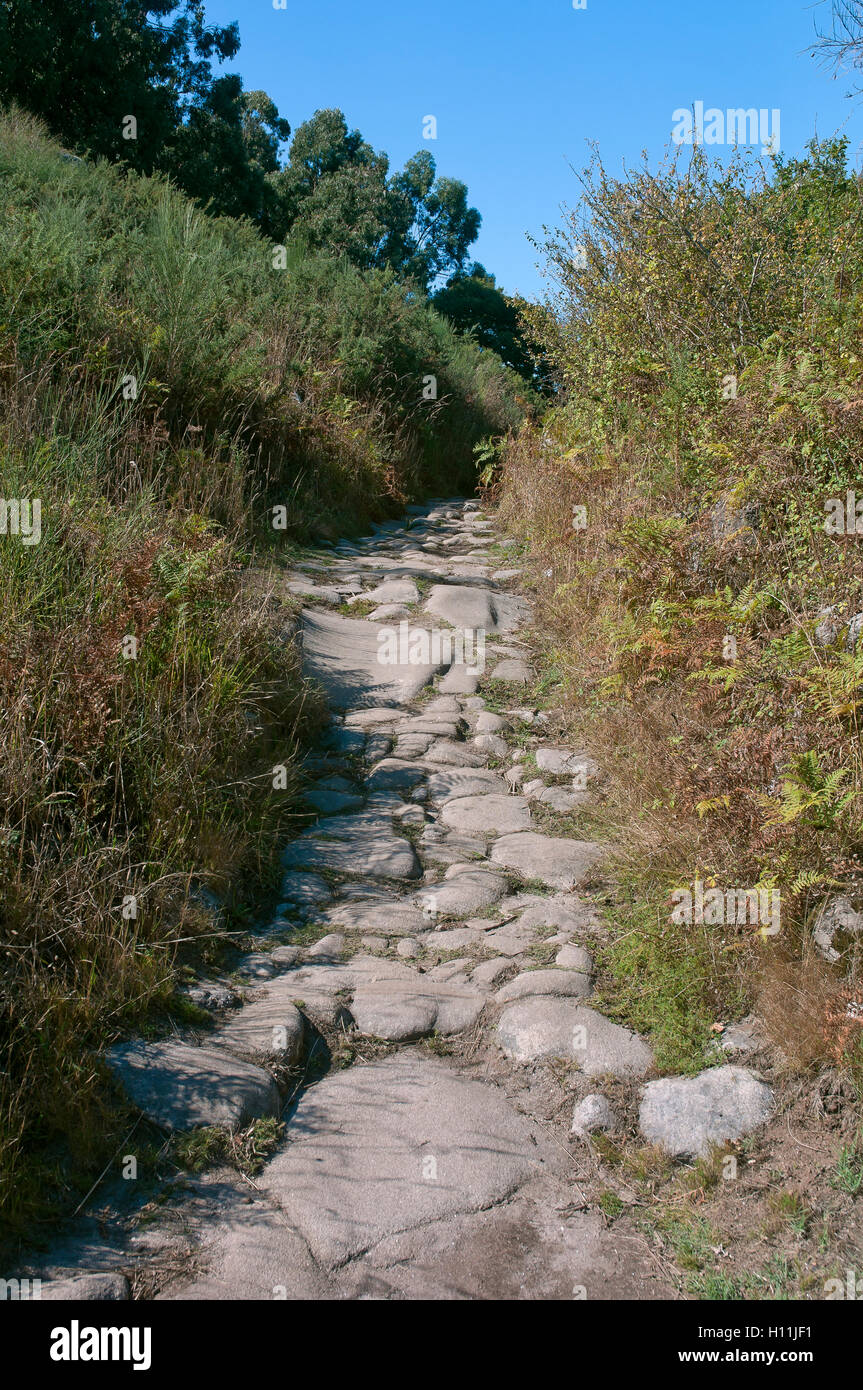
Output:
[{"xmin": 499, "ymin": 137, "xmax": 863, "ymax": 1074}]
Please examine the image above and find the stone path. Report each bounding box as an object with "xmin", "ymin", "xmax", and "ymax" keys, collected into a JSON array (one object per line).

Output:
[{"xmin": 23, "ymin": 498, "xmax": 774, "ymax": 1301}]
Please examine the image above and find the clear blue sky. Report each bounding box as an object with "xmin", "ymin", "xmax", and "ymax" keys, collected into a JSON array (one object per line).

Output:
[{"xmin": 202, "ymin": 0, "xmax": 862, "ymax": 298}]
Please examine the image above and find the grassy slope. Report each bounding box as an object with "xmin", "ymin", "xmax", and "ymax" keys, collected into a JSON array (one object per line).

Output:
[
  {"xmin": 500, "ymin": 141, "xmax": 863, "ymax": 1079},
  {"xmin": 0, "ymin": 107, "xmax": 525, "ymax": 1251},
  {"xmin": 493, "ymin": 138, "xmax": 863, "ymax": 1299}
]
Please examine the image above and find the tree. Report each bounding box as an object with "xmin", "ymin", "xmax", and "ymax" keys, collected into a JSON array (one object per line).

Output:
[
  {"xmin": 813, "ymin": 2, "xmax": 863, "ymax": 93},
  {"xmin": 433, "ymin": 264, "xmax": 551, "ymax": 389},
  {"xmin": 382, "ymin": 151, "xmax": 481, "ymax": 289},
  {"xmin": 267, "ymin": 109, "xmax": 391, "ymax": 266},
  {"xmin": 0, "ymin": 1, "xmax": 290, "ymax": 224},
  {"xmin": 271, "ymin": 112, "xmax": 481, "ymax": 290}
]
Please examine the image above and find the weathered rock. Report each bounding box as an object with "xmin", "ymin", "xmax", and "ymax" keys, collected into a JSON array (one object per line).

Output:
[
  {"xmin": 236, "ymin": 952, "xmax": 278, "ymax": 980},
  {"xmin": 473, "ymin": 733, "xmax": 509, "ymax": 757},
  {"xmin": 286, "ymin": 579, "xmax": 344, "ymax": 605},
  {"xmin": 213, "ymin": 996, "xmax": 305, "ymax": 1066},
  {"xmin": 475, "ymin": 711, "xmax": 508, "ymax": 734},
  {"xmin": 369, "ymin": 604, "xmax": 412, "ymax": 623},
  {"xmin": 490, "ymin": 659, "xmax": 531, "ymax": 683},
  {"xmin": 571, "ymin": 1094, "xmax": 617, "ymax": 1138},
  {"xmin": 270, "ymin": 945, "xmax": 301, "ymax": 967},
  {"xmin": 360, "ymin": 935, "xmax": 388, "ymax": 953},
  {"xmin": 491, "ymin": 832, "xmax": 604, "ymax": 889},
  {"xmin": 106, "ymin": 1041, "xmax": 281, "ymax": 1131},
  {"xmin": 437, "ymin": 664, "xmax": 481, "ymax": 694},
  {"xmin": 344, "ymin": 707, "xmax": 404, "ymax": 728},
  {"xmin": 394, "ymin": 733, "xmax": 435, "ymax": 759},
  {"xmin": 812, "ymin": 894, "xmax": 863, "ymax": 962},
  {"xmin": 306, "ymin": 932, "xmax": 346, "ymax": 961},
  {"xmin": 845, "ymin": 612, "xmax": 863, "ymax": 651},
  {"xmin": 349, "ymin": 963, "xmax": 484, "ymax": 1039},
  {"xmin": 814, "ymin": 607, "xmax": 840, "ymax": 647},
  {"xmin": 424, "ymin": 585, "xmax": 528, "ymax": 636},
  {"xmin": 416, "ymin": 825, "xmax": 488, "ymax": 866},
  {"xmin": 639, "ymin": 1066, "xmax": 773, "ymax": 1158},
  {"xmin": 366, "ymin": 758, "xmax": 427, "ymax": 795},
  {"xmin": 326, "ymin": 898, "xmax": 427, "ymax": 936},
  {"xmin": 497, "ymin": 999, "xmax": 653, "ymax": 1077},
  {"xmin": 301, "ymin": 609, "xmax": 442, "ymax": 709},
  {"xmin": 515, "ymin": 895, "xmax": 598, "ymax": 935},
  {"xmin": 424, "ymin": 767, "xmax": 508, "ymax": 803},
  {"xmin": 441, "ymin": 794, "xmax": 531, "ymax": 837},
  {"xmin": 535, "ymin": 747, "xmax": 597, "ymax": 776},
  {"xmin": 259, "ymin": 1055, "xmax": 554, "ymax": 1267},
  {"xmin": 349, "ymin": 579, "xmax": 419, "ymax": 607},
  {"xmin": 720, "ymin": 1014, "xmax": 764, "ymax": 1055},
  {"xmin": 279, "ymin": 871, "xmax": 334, "ymax": 910},
  {"xmin": 304, "ymin": 787, "xmax": 365, "ymax": 814},
  {"xmin": 470, "ymin": 957, "xmax": 512, "ymax": 987},
  {"xmin": 535, "ymin": 786, "xmax": 587, "ymax": 813},
  {"xmin": 40, "ymin": 1273, "xmax": 131, "ymax": 1301},
  {"xmin": 281, "ymin": 811, "xmax": 422, "ymax": 880},
  {"xmin": 418, "ymin": 867, "xmax": 509, "ymax": 916},
  {"xmin": 422, "ymin": 926, "xmax": 485, "ymax": 952},
  {"xmin": 424, "ymin": 739, "xmax": 487, "ymax": 767},
  {"xmin": 495, "ymin": 968, "xmax": 592, "ymax": 1003},
  {"xmin": 556, "ymin": 943, "xmax": 594, "ymax": 971}
]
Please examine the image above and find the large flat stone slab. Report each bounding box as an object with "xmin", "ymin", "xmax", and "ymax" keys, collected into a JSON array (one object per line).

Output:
[
  {"xmin": 418, "ymin": 867, "xmax": 509, "ymax": 917},
  {"xmin": 261, "ymin": 1054, "xmax": 555, "ymax": 1266},
  {"xmin": 424, "ymin": 739, "xmax": 487, "ymax": 767},
  {"xmin": 441, "ymin": 794, "xmax": 532, "ymax": 836},
  {"xmin": 300, "ymin": 609, "xmax": 442, "ymax": 710},
  {"xmin": 497, "ymin": 1000, "xmax": 653, "ymax": 1077},
  {"xmin": 495, "ymin": 968, "xmax": 592, "ymax": 1003},
  {"xmin": 324, "ymin": 899, "xmax": 428, "ymax": 936},
  {"xmin": 106, "ymin": 1041, "xmax": 281, "ymax": 1131},
  {"xmin": 424, "ymin": 585, "xmax": 528, "ymax": 635},
  {"xmin": 424, "ymin": 767, "xmax": 508, "ymax": 803},
  {"xmin": 282, "ymin": 810, "xmax": 422, "ymax": 880},
  {"xmin": 350, "ymin": 969, "xmax": 485, "ymax": 1039},
  {"xmin": 490, "ymin": 833, "xmax": 604, "ymax": 889},
  {"xmin": 212, "ymin": 996, "xmax": 305, "ymax": 1064},
  {"xmin": 281, "ymin": 832, "xmax": 420, "ymax": 880},
  {"xmin": 639, "ymin": 1066, "xmax": 774, "ymax": 1158}
]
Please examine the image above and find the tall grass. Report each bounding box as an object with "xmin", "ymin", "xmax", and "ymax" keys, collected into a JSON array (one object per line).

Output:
[
  {"xmin": 0, "ymin": 105, "xmax": 526, "ymax": 1251},
  {"xmin": 498, "ymin": 138, "xmax": 863, "ymax": 1080}
]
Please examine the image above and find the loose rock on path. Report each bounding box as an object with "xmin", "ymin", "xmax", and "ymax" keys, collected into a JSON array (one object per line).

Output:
[{"xmin": 21, "ymin": 497, "xmax": 774, "ymax": 1302}]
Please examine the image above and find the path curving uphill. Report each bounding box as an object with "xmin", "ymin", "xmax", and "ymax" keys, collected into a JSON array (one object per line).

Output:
[{"xmin": 26, "ymin": 499, "xmax": 773, "ymax": 1301}]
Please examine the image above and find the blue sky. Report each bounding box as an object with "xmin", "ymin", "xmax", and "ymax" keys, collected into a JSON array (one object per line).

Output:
[{"xmin": 202, "ymin": 0, "xmax": 862, "ymax": 298}]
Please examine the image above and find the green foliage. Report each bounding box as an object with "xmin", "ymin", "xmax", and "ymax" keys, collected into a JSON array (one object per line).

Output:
[
  {"xmin": 433, "ymin": 263, "xmax": 551, "ymax": 386},
  {"xmin": 0, "ymin": 0, "xmax": 290, "ymax": 227},
  {"xmin": 271, "ymin": 110, "xmax": 482, "ymax": 290},
  {"xmin": 500, "ymin": 135, "xmax": 863, "ymax": 1079},
  {"xmin": 0, "ymin": 108, "xmax": 525, "ymax": 1252}
]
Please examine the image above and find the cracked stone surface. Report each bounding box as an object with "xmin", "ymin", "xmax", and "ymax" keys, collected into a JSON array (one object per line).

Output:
[
  {"xmin": 490, "ymin": 832, "xmax": 605, "ymax": 889},
  {"xmin": 106, "ymin": 1041, "xmax": 281, "ymax": 1131},
  {"xmin": 497, "ymin": 999, "xmax": 654, "ymax": 1076},
  {"xmin": 34, "ymin": 495, "xmax": 682, "ymax": 1305},
  {"xmin": 440, "ymin": 793, "xmax": 532, "ymax": 836},
  {"xmin": 258, "ymin": 1054, "xmax": 559, "ymax": 1268},
  {"xmin": 639, "ymin": 1066, "xmax": 774, "ymax": 1157}
]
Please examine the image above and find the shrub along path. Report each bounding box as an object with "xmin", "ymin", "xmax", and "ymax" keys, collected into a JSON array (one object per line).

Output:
[{"xmin": 21, "ymin": 499, "xmax": 776, "ymax": 1300}]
